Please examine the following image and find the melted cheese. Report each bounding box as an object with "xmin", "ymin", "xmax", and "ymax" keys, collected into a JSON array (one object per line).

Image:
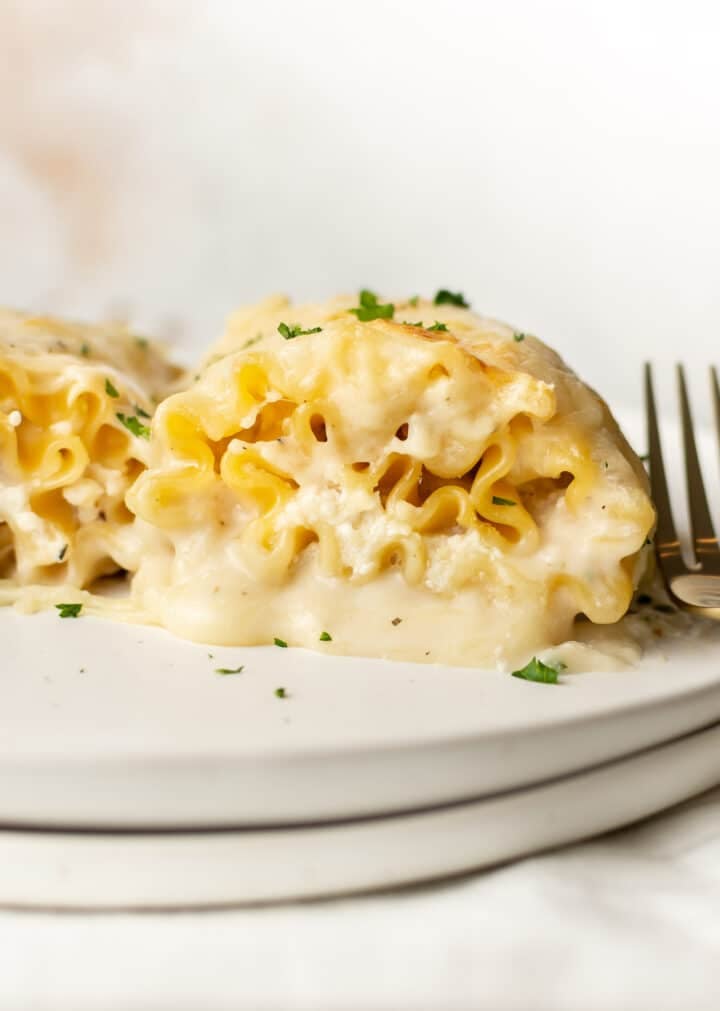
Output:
[
  {"xmin": 0, "ymin": 309, "xmax": 185, "ymax": 587},
  {"xmin": 124, "ymin": 295, "xmax": 655, "ymax": 668}
]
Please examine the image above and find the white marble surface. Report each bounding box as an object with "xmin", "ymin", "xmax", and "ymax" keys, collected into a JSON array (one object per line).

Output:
[{"xmin": 4, "ymin": 787, "xmax": 720, "ymax": 1011}]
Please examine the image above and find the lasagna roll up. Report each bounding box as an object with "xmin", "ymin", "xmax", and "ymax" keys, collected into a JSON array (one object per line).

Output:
[
  {"xmin": 0, "ymin": 310, "xmax": 184, "ymax": 589},
  {"xmin": 129, "ymin": 297, "xmax": 655, "ymax": 667}
]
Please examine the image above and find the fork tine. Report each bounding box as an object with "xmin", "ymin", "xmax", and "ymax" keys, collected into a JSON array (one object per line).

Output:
[
  {"xmin": 645, "ymin": 363, "xmax": 680, "ymax": 559},
  {"xmin": 677, "ymin": 364, "xmax": 720, "ymax": 566},
  {"xmin": 711, "ymin": 366, "xmax": 720, "ymax": 453}
]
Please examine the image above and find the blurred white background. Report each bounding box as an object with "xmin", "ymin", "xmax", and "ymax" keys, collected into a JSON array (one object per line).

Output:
[{"xmin": 1, "ymin": 0, "xmax": 719, "ymax": 408}]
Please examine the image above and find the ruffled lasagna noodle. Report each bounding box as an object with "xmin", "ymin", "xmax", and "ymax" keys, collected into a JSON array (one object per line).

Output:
[
  {"xmin": 0, "ymin": 310, "xmax": 184, "ymax": 592},
  {"xmin": 127, "ymin": 296, "xmax": 655, "ymax": 667}
]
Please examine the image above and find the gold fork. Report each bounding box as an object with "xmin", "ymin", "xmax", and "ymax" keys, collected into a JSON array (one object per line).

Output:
[{"xmin": 645, "ymin": 363, "xmax": 720, "ymax": 615}]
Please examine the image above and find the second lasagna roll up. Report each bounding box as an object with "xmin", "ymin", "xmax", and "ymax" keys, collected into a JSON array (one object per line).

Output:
[
  {"xmin": 0, "ymin": 310, "xmax": 184, "ymax": 588},
  {"xmin": 128, "ymin": 297, "xmax": 655, "ymax": 667}
]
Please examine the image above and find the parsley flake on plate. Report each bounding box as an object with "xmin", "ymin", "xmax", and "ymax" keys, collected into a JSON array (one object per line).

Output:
[
  {"xmin": 278, "ymin": 322, "xmax": 323, "ymax": 340},
  {"xmin": 511, "ymin": 657, "xmax": 566, "ymax": 684},
  {"xmin": 428, "ymin": 321, "xmax": 449, "ymax": 332},
  {"xmin": 434, "ymin": 289, "xmax": 469, "ymax": 308},
  {"xmin": 135, "ymin": 337, "xmax": 149, "ymax": 350},
  {"xmin": 403, "ymin": 321, "xmax": 424, "ymax": 327},
  {"xmin": 116, "ymin": 413, "xmax": 150, "ymax": 440},
  {"xmin": 349, "ymin": 290, "xmax": 395, "ymax": 322},
  {"xmin": 215, "ymin": 665, "xmax": 244, "ymax": 676},
  {"xmin": 513, "ymin": 332, "xmax": 526, "ymax": 342},
  {"xmin": 319, "ymin": 631, "xmax": 332, "ymax": 642},
  {"xmin": 407, "ymin": 295, "xmax": 420, "ymax": 307},
  {"xmin": 273, "ymin": 637, "xmax": 288, "ymax": 648},
  {"xmin": 492, "ymin": 495, "xmax": 516, "ymax": 506},
  {"xmin": 105, "ymin": 378, "xmax": 119, "ymax": 398},
  {"xmin": 56, "ymin": 602, "xmax": 82, "ymax": 619},
  {"xmin": 275, "ymin": 686, "xmax": 288, "ymax": 698},
  {"xmin": 134, "ymin": 404, "xmax": 151, "ymax": 419},
  {"xmin": 57, "ymin": 544, "xmax": 68, "ymax": 562}
]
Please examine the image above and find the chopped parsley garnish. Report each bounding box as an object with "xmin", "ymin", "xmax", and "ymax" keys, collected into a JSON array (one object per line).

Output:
[
  {"xmin": 434, "ymin": 289, "xmax": 469, "ymax": 308},
  {"xmin": 349, "ymin": 289, "xmax": 395, "ymax": 322},
  {"xmin": 275, "ymin": 687, "xmax": 288, "ymax": 698},
  {"xmin": 513, "ymin": 332, "xmax": 526, "ymax": 342},
  {"xmin": 56, "ymin": 602, "xmax": 82, "ymax": 619},
  {"xmin": 105, "ymin": 378, "xmax": 119, "ymax": 398},
  {"xmin": 57, "ymin": 544, "xmax": 68, "ymax": 562},
  {"xmin": 80, "ymin": 342, "xmax": 90, "ymax": 357},
  {"xmin": 403, "ymin": 321, "xmax": 423, "ymax": 327},
  {"xmin": 135, "ymin": 337, "xmax": 149, "ymax": 350},
  {"xmin": 492, "ymin": 495, "xmax": 516, "ymax": 506},
  {"xmin": 116, "ymin": 413, "xmax": 150, "ymax": 440},
  {"xmin": 408, "ymin": 295, "xmax": 420, "ymax": 307},
  {"xmin": 273, "ymin": 637, "xmax": 288, "ymax": 648},
  {"xmin": 319, "ymin": 631, "xmax": 332, "ymax": 642},
  {"xmin": 511, "ymin": 657, "xmax": 566, "ymax": 684},
  {"xmin": 134, "ymin": 404, "xmax": 151, "ymax": 419},
  {"xmin": 215, "ymin": 665, "xmax": 244, "ymax": 675},
  {"xmin": 278, "ymin": 322, "xmax": 323, "ymax": 340},
  {"xmin": 428, "ymin": 321, "xmax": 449, "ymax": 332}
]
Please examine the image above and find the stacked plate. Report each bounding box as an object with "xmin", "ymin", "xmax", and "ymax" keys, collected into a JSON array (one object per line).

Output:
[{"xmin": 1, "ymin": 602, "xmax": 719, "ymax": 908}]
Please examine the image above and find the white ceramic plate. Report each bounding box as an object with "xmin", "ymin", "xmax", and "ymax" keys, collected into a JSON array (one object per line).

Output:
[
  {"xmin": 2, "ymin": 720, "xmax": 718, "ymax": 909},
  {"xmin": 3, "ymin": 603, "xmax": 720, "ymax": 829},
  {"xmin": 1, "ymin": 408, "xmax": 720, "ymax": 830}
]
